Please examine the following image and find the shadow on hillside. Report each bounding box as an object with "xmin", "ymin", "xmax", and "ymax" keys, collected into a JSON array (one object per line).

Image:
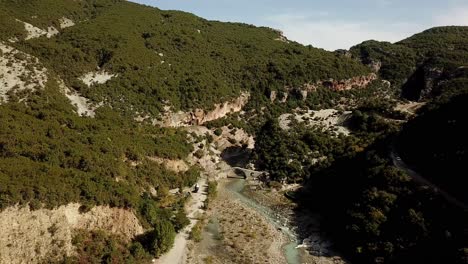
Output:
[
  {"xmin": 221, "ymin": 146, "xmax": 252, "ymax": 168},
  {"xmin": 287, "ymin": 186, "xmax": 348, "ymax": 261}
]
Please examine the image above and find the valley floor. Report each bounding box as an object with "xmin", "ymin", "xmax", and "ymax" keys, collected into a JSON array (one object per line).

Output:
[
  {"xmin": 186, "ymin": 179, "xmax": 287, "ymax": 264},
  {"xmin": 154, "ymin": 124, "xmax": 348, "ymax": 264}
]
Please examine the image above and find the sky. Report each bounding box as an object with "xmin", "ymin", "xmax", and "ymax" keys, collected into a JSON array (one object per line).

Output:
[{"xmin": 132, "ymin": 0, "xmax": 468, "ymax": 51}]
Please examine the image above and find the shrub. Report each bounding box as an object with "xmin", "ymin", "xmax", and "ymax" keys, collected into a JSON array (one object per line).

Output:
[
  {"xmin": 214, "ymin": 128, "xmax": 223, "ymax": 136},
  {"xmin": 172, "ymin": 209, "xmax": 190, "ymax": 232},
  {"xmin": 147, "ymin": 220, "xmax": 176, "ymax": 256}
]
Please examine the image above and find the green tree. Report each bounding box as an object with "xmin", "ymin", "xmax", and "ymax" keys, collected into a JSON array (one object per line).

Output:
[{"xmin": 149, "ymin": 220, "xmax": 176, "ymax": 256}]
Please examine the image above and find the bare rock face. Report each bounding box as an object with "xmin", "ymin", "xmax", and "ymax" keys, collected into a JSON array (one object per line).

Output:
[
  {"xmin": 16, "ymin": 20, "xmax": 59, "ymax": 40},
  {"xmin": 402, "ymin": 65, "xmax": 444, "ymax": 101},
  {"xmin": 370, "ymin": 60, "xmax": 382, "ymax": 72},
  {"xmin": 147, "ymin": 157, "xmax": 189, "ymax": 173},
  {"xmin": 59, "ymin": 17, "xmax": 75, "ymax": 29},
  {"xmin": 321, "ymin": 73, "xmax": 377, "ymax": 91},
  {"xmin": 421, "ymin": 67, "xmax": 444, "ymax": 99},
  {"xmin": 299, "ymin": 89, "xmax": 308, "ymax": 101},
  {"xmin": 0, "ymin": 204, "xmax": 144, "ymax": 264},
  {"xmin": 272, "ymin": 73, "xmax": 377, "ymax": 103},
  {"xmin": 155, "ymin": 92, "xmax": 250, "ymax": 127},
  {"xmin": 269, "ymin": 90, "xmax": 277, "ymax": 102}
]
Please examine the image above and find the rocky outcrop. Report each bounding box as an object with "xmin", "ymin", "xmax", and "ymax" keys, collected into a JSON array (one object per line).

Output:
[
  {"xmin": 420, "ymin": 67, "xmax": 444, "ymax": 98},
  {"xmin": 155, "ymin": 92, "xmax": 250, "ymax": 127},
  {"xmin": 272, "ymin": 73, "xmax": 377, "ymax": 103},
  {"xmin": 147, "ymin": 157, "xmax": 189, "ymax": 173},
  {"xmin": 269, "ymin": 90, "xmax": 277, "ymax": 102},
  {"xmin": 59, "ymin": 79, "xmax": 101, "ymax": 117},
  {"xmin": 59, "ymin": 17, "xmax": 75, "ymax": 29},
  {"xmin": 17, "ymin": 19, "xmax": 59, "ymax": 40},
  {"xmin": 271, "ymin": 28, "xmax": 290, "ymax": 43},
  {"xmin": 79, "ymin": 71, "xmax": 117, "ymax": 87},
  {"xmin": 0, "ymin": 204, "xmax": 144, "ymax": 264},
  {"xmin": 368, "ymin": 60, "xmax": 382, "ymax": 72},
  {"xmin": 401, "ymin": 65, "xmax": 444, "ymax": 101},
  {"xmin": 321, "ymin": 73, "xmax": 377, "ymax": 91}
]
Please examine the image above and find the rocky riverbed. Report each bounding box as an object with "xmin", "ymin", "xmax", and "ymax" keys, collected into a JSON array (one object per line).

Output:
[
  {"xmin": 186, "ymin": 179, "xmax": 287, "ymax": 264},
  {"xmin": 242, "ymin": 181, "xmax": 348, "ymax": 264}
]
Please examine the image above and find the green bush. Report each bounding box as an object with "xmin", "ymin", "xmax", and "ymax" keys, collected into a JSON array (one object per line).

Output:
[
  {"xmin": 172, "ymin": 209, "xmax": 190, "ymax": 232},
  {"xmin": 214, "ymin": 128, "xmax": 223, "ymax": 136},
  {"xmin": 147, "ymin": 220, "xmax": 176, "ymax": 257}
]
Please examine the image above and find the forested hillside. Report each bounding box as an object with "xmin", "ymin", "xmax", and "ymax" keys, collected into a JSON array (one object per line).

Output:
[
  {"xmin": 397, "ymin": 92, "xmax": 468, "ymax": 204},
  {"xmin": 1, "ymin": 0, "xmax": 369, "ymax": 115},
  {"xmin": 351, "ymin": 26, "xmax": 468, "ymax": 100}
]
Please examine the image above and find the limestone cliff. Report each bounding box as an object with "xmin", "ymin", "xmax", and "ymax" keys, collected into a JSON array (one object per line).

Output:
[
  {"xmin": 271, "ymin": 73, "xmax": 378, "ymax": 101},
  {"xmin": 154, "ymin": 92, "xmax": 250, "ymax": 127},
  {"xmin": 320, "ymin": 73, "xmax": 378, "ymax": 91}
]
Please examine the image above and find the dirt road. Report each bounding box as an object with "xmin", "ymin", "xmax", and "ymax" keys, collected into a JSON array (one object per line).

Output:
[{"xmin": 156, "ymin": 177, "xmax": 207, "ymax": 264}]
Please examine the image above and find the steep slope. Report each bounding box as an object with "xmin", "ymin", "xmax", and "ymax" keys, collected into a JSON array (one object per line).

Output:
[
  {"xmin": 397, "ymin": 92, "xmax": 468, "ymax": 204},
  {"xmin": 350, "ymin": 26, "xmax": 468, "ymax": 101},
  {"xmin": 2, "ymin": 0, "xmax": 370, "ymax": 118},
  {"xmin": 251, "ymin": 28, "xmax": 468, "ymax": 264}
]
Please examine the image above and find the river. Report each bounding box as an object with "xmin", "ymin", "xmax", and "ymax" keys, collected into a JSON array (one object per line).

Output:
[{"xmin": 225, "ymin": 178, "xmax": 304, "ymax": 264}]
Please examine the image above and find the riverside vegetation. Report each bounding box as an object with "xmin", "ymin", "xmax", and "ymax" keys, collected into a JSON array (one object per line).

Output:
[{"xmin": 0, "ymin": 0, "xmax": 467, "ymax": 263}]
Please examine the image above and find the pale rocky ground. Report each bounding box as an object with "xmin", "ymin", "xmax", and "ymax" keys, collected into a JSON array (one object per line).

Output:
[
  {"xmin": 0, "ymin": 204, "xmax": 144, "ymax": 264},
  {"xmin": 279, "ymin": 109, "xmax": 352, "ymax": 136},
  {"xmin": 59, "ymin": 17, "xmax": 75, "ymax": 29},
  {"xmin": 79, "ymin": 71, "xmax": 117, "ymax": 87},
  {"xmin": 184, "ymin": 125, "xmax": 254, "ymax": 179},
  {"xmin": 244, "ymin": 187, "xmax": 348, "ymax": 264},
  {"xmin": 59, "ymin": 79, "xmax": 101, "ymax": 117},
  {"xmin": 147, "ymin": 157, "xmax": 190, "ymax": 173},
  {"xmin": 17, "ymin": 19, "xmax": 59, "ymax": 40},
  {"xmin": 395, "ymin": 101, "xmax": 425, "ymax": 116},
  {"xmin": 0, "ymin": 42, "xmax": 48, "ymax": 103}
]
